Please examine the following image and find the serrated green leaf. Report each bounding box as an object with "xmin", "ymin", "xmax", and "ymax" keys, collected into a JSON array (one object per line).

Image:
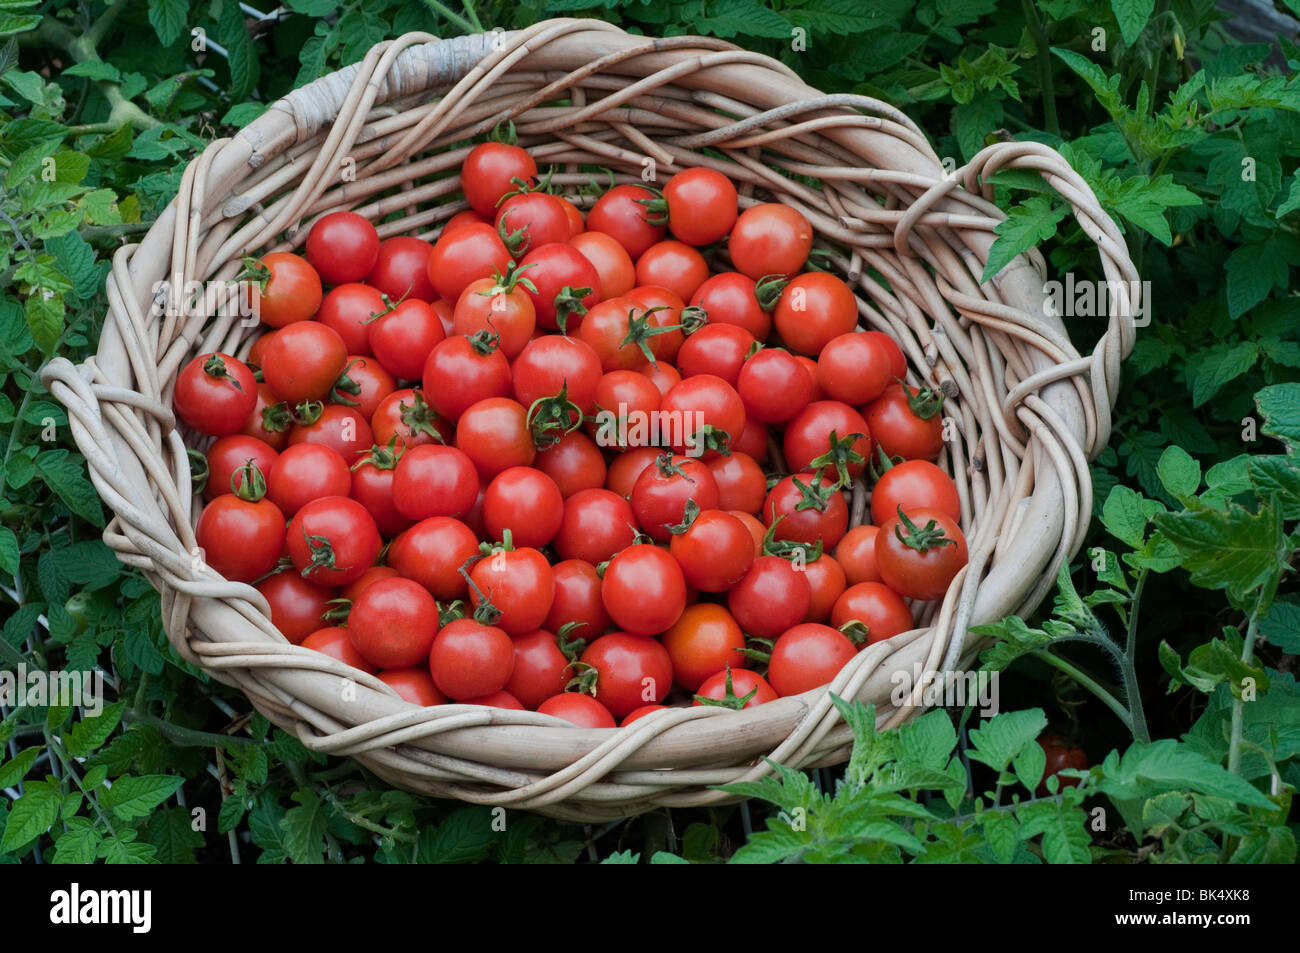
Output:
[
  {"xmin": 1188, "ymin": 341, "xmax": 1259, "ymax": 407},
  {"xmin": 1110, "ymin": 0, "xmax": 1154, "ymax": 45},
  {"xmin": 968, "ymin": 708, "xmax": 1048, "ymax": 773},
  {"xmin": 101, "ymin": 774, "xmax": 184, "ymax": 820},
  {"xmin": 144, "ymin": 806, "xmax": 204, "ymax": 863},
  {"xmin": 1230, "ymin": 824, "xmax": 1297, "ymax": 864},
  {"xmin": 51, "ymin": 817, "xmax": 101, "ymax": 863},
  {"xmin": 982, "ymin": 809, "xmax": 1019, "ymax": 863},
  {"xmin": 415, "ymin": 806, "xmax": 495, "ymax": 863},
  {"xmin": 147, "ymin": 0, "xmax": 188, "ymax": 45},
  {"xmin": 1256, "ymin": 383, "xmax": 1300, "ymax": 452},
  {"xmin": 1100, "ymin": 484, "xmax": 1149, "ymax": 547},
  {"xmin": 1153, "ymin": 502, "xmax": 1284, "ymax": 607},
  {"xmin": 982, "ymin": 195, "xmax": 1067, "ymax": 282},
  {"xmin": 23, "ymin": 290, "xmax": 62, "ymax": 355},
  {"xmin": 35, "ymin": 450, "xmax": 104, "ymax": 526},
  {"xmin": 0, "ymin": 747, "xmax": 40, "ymax": 788},
  {"xmin": 0, "ymin": 525, "xmax": 17, "ymax": 576},
  {"xmin": 1156, "ymin": 445, "xmax": 1200, "ymax": 500},
  {"xmin": 1259, "ymin": 596, "xmax": 1300, "ymax": 653},
  {"xmin": 0, "ymin": 783, "xmax": 60, "ymax": 851},
  {"xmin": 1016, "ymin": 797, "xmax": 1092, "ymax": 863},
  {"xmin": 729, "ymin": 820, "xmax": 812, "ymax": 864},
  {"xmin": 65, "ymin": 701, "xmax": 125, "ymax": 758},
  {"xmin": 1098, "ymin": 740, "xmax": 1276, "ymax": 813}
]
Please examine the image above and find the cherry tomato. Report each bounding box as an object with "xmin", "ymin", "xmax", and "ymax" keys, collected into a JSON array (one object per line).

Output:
[
  {"xmin": 378, "ymin": 667, "xmax": 446, "ymax": 707},
  {"xmin": 544, "ymin": 560, "xmax": 610, "ymax": 638},
  {"xmin": 175, "ymin": 353, "xmax": 257, "ymax": 436},
  {"xmin": 496, "ymin": 191, "xmax": 571, "ymax": 258},
  {"xmin": 332, "ymin": 356, "xmax": 396, "ymax": 421},
  {"xmin": 803, "ymin": 553, "xmax": 847, "ymax": 623},
  {"xmin": 631, "ymin": 453, "xmax": 720, "ymax": 542},
  {"xmin": 677, "ymin": 323, "xmax": 756, "ymax": 386},
  {"xmin": 690, "ymin": 272, "xmax": 770, "ymax": 341},
  {"xmin": 443, "ymin": 209, "xmax": 492, "ymax": 234},
  {"xmin": 768, "ymin": 623, "xmax": 857, "ymax": 697},
  {"xmin": 601, "ymin": 545, "xmax": 687, "ymax": 636},
  {"xmin": 389, "ymin": 517, "xmax": 479, "ymax": 600},
  {"xmin": 196, "ymin": 465, "xmax": 285, "ymax": 583},
  {"xmin": 469, "ymin": 537, "xmax": 555, "ymax": 636},
  {"xmin": 456, "ymin": 397, "xmax": 536, "ymax": 479},
  {"xmin": 662, "ymin": 167, "xmax": 738, "ymax": 246},
  {"xmin": 874, "ymin": 507, "xmax": 969, "ymax": 601},
  {"xmin": 265, "ymin": 443, "xmax": 350, "ymax": 517},
  {"xmin": 367, "ymin": 236, "xmax": 436, "ymax": 302},
  {"xmin": 694, "ymin": 667, "xmax": 777, "ymax": 709},
  {"xmin": 286, "ymin": 496, "xmax": 381, "ymax": 587},
  {"xmin": 483, "ymin": 466, "xmax": 564, "ymax": 548},
  {"xmin": 391, "ymin": 444, "xmax": 479, "ymax": 520},
  {"xmin": 252, "ymin": 252, "xmax": 322, "ymax": 327},
  {"xmin": 288, "ymin": 404, "xmax": 373, "ymax": 463},
  {"xmin": 426, "ymin": 222, "xmax": 512, "ymax": 304},
  {"xmin": 773, "ymin": 273, "xmax": 858, "ymax": 356},
  {"xmin": 662, "ymin": 603, "xmax": 747, "ymax": 692},
  {"xmin": 818, "ymin": 331, "xmax": 900, "ymax": 405},
  {"xmin": 1036, "ymin": 732, "xmax": 1089, "ymax": 795},
  {"xmin": 635, "ymin": 359, "xmax": 682, "ymax": 398},
  {"xmin": 536, "ymin": 692, "xmax": 615, "ymax": 728},
  {"xmin": 301, "ymin": 626, "xmax": 378, "ymax": 674},
  {"xmin": 764, "ymin": 472, "xmax": 850, "ymax": 550},
  {"xmin": 570, "ymin": 230, "xmax": 635, "ymax": 298},
  {"xmin": 728, "ymin": 556, "xmax": 812, "ymax": 640},
  {"xmin": 368, "ymin": 297, "xmax": 447, "ymax": 380},
  {"xmin": 558, "ymin": 197, "xmax": 585, "ymax": 237},
  {"xmin": 830, "ymin": 581, "xmax": 913, "ymax": 645},
  {"xmin": 203, "ymin": 434, "xmax": 278, "ymax": 501},
  {"xmin": 305, "ymin": 211, "xmax": 380, "ymax": 285},
  {"xmin": 835, "ymin": 525, "xmax": 882, "ymax": 585},
  {"xmin": 505, "ymin": 629, "xmax": 573, "ymax": 710},
  {"xmin": 783, "ymin": 400, "xmax": 873, "ymax": 483},
  {"xmin": 586, "ymin": 184, "xmax": 664, "ymax": 259},
  {"xmin": 728, "ymin": 203, "xmax": 812, "ymax": 280},
  {"xmin": 624, "ymin": 286, "xmax": 687, "ymax": 363},
  {"xmin": 580, "ymin": 632, "xmax": 673, "ymax": 720},
  {"xmin": 517, "ymin": 243, "xmax": 602, "ymax": 332},
  {"xmin": 730, "ymin": 510, "xmax": 767, "ymax": 556},
  {"xmin": 452, "ymin": 273, "xmax": 536, "ymax": 360},
  {"xmin": 461, "ymin": 142, "xmax": 537, "ymax": 217},
  {"xmin": 863, "ymin": 382, "xmax": 946, "ymax": 462},
  {"xmin": 659, "ymin": 375, "xmax": 746, "ymax": 457},
  {"xmin": 262, "ymin": 322, "xmax": 348, "ymax": 404},
  {"xmin": 871, "ymin": 460, "xmax": 960, "ymax": 527},
  {"xmin": 512, "ymin": 333, "xmax": 603, "ymax": 424},
  {"xmin": 578, "ymin": 295, "xmax": 681, "ymax": 372},
  {"xmin": 350, "ymin": 442, "xmax": 413, "ymax": 537},
  {"xmin": 239, "ymin": 382, "xmax": 292, "ymax": 451},
  {"xmin": 422, "ymin": 332, "xmax": 512, "ymax": 421},
  {"xmin": 732, "ymin": 413, "xmax": 769, "ymax": 461},
  {"xmin": 258, "ymin": 571, "xmax": 335, "ymax": 645},
  {"xmin": 622, "ymin": 704, "xmax": 669, "ymax": 725},
  {"xmin": 604, "ymin": 446, "xmax": 660, "ymax": 500},
  {"xmin": 341, "ymin": 565, "xmax": 399, "ymax": 603},
  {"xmin": 316, "ymin": 282, "xmax": 384, "ymax": 356},
  {"xmin": 429, "ymin": 618, "xmax": 514, "ymax": 700},
  {"xmin": 348, "ymin": 577, "xmax": 439, "ymax": 668},
  {"xmin": 635, "ymin": 240, "xmax": 709, "ymax": 302},
  {"xmin": 705, "ymin": 451, "xmax": 767, "ymax": 514},
  {"xmin": 370, "ymin": 388, "xmax": 451, "ymax": 449},
  {"xmin": 737, "ymin": 347, "xmax": 814, "ymax": 423},
  {"xmin": 464, "ymin": 690, "xmax": 525, "ymax": 710},
  {"xmin": 534, "ymin": 431, "xmax": 607, "ymax": 498}
]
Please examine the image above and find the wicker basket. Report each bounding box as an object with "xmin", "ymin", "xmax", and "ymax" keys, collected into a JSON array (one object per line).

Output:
[{"xmin": 43, "ymin": 19, "xmax": 1138, "ymax": 821}]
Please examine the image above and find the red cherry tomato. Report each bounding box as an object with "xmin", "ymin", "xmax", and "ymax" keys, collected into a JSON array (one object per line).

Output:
[
  {"xmin": 517, "ymin": 243, "xmax": 602, "ymax": 332},
  {"xmin": 332, "ymin": 355, "xmax": 396, "ymax": 421},
  {"xmin": 426, "ymin": 223, "xmax": 512, "ymax": 304},
  {"xmin": 662, "ymin": 167, "xmax": 738, "ymax": 246},
  {"xmin": 773, "ymin": 273, "xmax": 859, "ymax": 356},
  {"xmin": 174, "ymin": 353, "xmax": 257, "ymax": 437},
  {"xmin": 763, "ymin": 471, "xmax": 850, "ymax": 550},
  {"xmin": 630, "ymin": 453, "xmax": 720, "ymax": 542},
  {"xmin": 737, "ymin": 347, "xmax": 814, "ymax": 423},
  {"xmin": 262, "ymin": 322, "xmax": 349, "ymax": 405},
  {"xmin": 350, "ymin": 442, "xmax": 413, "ymax": 538},
  {"xmin": 461, "ymin": 142, "xmax": 538, "ymax": 217},
  {"xmin": 429, "ymin": 618, "xmax": 514, "ymax": 700},
  {"xmin": 768, "ymin": 623, "xmax": 857, "ymax": 697},
  {"xmin": 455, "ymin": 397, "xmax": 537, "ymax": 480},
  {"xmin": 258, "ymin": 571, "xmax": 335, "ymax": 645},
  {"xmin": 368, "ymin": 297, "xmax": 447, "ymax": 380},
  {"xmin": 286, "ymin": 495, "xmax": 381, "ymax": 587},
  {"xmin": 874, "ymin": 507, "xmax": 968, "ymax": 602},
  {"xmin": 288, "ymin": 404, "xmax": 373, "ymax": 464},
  {"xmin": 694, "ymin": 667, "xmax": 777, "ymax": 709},
  {"xmin": 469, "ymin": 538, "xmax": 555, "ymax": 636},
  {"xmin": 705, "ymin": 451, "xmax": 767, "ymax": 514},
  {"xmin": 817, "ymin": 331, "xmax": 900, "ymax": 405},
  {"xmin": 661, "ymin": 603, "xmax": 747, "ymax": 691},
  {"xmin": 690, "ymin": 272, "xmax": 771, "ymax": 341},
  {"xmin": 301, "ymin": 626, "xmax": 378, "ymax": 674},
  {"xmin": 389, "ymin": 517, "xmax": 479, "ymax": 601},
  {"xmin": 728, "ymin": 203, "xmax": 812, "ymax": 280},
  {"xmin": 378, "ymin": 667, "xmax": 446, "ymax": 707},
  {"xmin": 830, "ymin": 581, "xmax": 913, "ymax": 645},
  {"xmin": 367, "ymin": 236, "xmax": 436, "ymax": 302},
  {"xmin": 586, "ymin": 184, "xmax": 664, "ymax": 259},
  {"xmin": 305, "ymin": 211, "xmax": 380, "ymax": 285},
  {"xmin": 635, "ymin": 240, "xmax": 709, "ymax": 302},
  {"xmin": 570, "ymin": 231, "xmax": 635, "ymax": 299},
  {"xmin": 659, "ymin": 375, "xmax": 746, "ymax": 457},
  {"xmin": 452, "ymin": 274, "xmax": 536, "ymax": 360},
  {"xmin": 783, "ymin": 400, "xmax": 873, "ymax": 483},
  {"xmin": 316, "ymin": 282, "xmax": 384, "ymax": 356},
  {"xmin": 533, "ymin": 431, "xmax": 607, "ymax": 498},
  {"xmin": 252, "ymin": 252, "xmax": 322, "ymax": 328},
  {"xmin": 483, "ymin": 466, "xmax": 564, "ymax": 548},
  {"xmin": 196, "ymin": 469, "xmax": 285, "ymax": 583},
  {"xmin": 203, "ymin": 434, "xmax": 278, "ymax": 501},
  {"xmin": 536, "ymin": 692, "xmax": 615, "ymax": 728},
  {"xmin": 871, "ymin": 460, "xmax": 960, "ymax": 527},
  {"xmin": 601, "ymin": 545, "xmax": 687, "ymax": 636},
  {"xmin": 676, "ymin": 323, "xmax": 756, "ymax": 386},
  {"xmin": 265, "ymin": 443, "xmax": 351, "ymax": 517},
  {"xmin": 496, "ymin": 191, "xmax": 571, "ymax": 259},
  {"xmin": 803, "ymin": 553, "xmax": 847, "ymax": 623},
  {"xmin": 391, "ymin": 444, "xmax": 479, "ymax": 521},
  {"xmin": 863, "ymin": 382, "xmax": 946, "ymax": 462},
  {"xmin": 544, "ymin": 560, "xmax": 610, "ymax": 638},
  {"xmin": 728, "ymin": 556, "xmax": 812, "ymax": 640},
  {"xmin": 370, "ymin": 388, "xmax": 452, "ymax": 449},
  {"xmin": 348, "ymin": 577, "xmax": 439, "ymax": 668},
  {"xmin": 422, "ymin": 333, "xmax": 512, "ymax": 422},
  {"xmin": 835, "ymin": 525, "xmax": 882, "ymax": 585},
  {"xmin": 505, "ymin": 629, "xmax": 573, "ymax": 710},
  {"xmin": 580, "ymin": 632, "xmax": 673, "ymax": 720}
]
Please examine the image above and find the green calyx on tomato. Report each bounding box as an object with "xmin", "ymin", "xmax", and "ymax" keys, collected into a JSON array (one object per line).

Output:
[
  {"xmin": 202, "ymin": 353, "xmax": 246, "ymax": 392},
  {"xmin": 438, "ymin": 599, "xmax": 466, "ymax": 627},
  {"xmin": 837, "ymin": 620, "xmax": 869, "ymax": 646},
  {"xmin": 488, "ymin": 118, "xmax": 517, "ymax": 146},
  {"xmin": 468, "ymin": 327, "xmax": 502, "ymax": 356},
  {"xmin": 187, "ymin": 448, "xmax": 209, "ymax": 493},
  {"xmin": 330, "ymin": 358, "xmax": 368, "ymax": 406},
  {"xmin": 553, "ymin": 285, "xmax": 593, "ymax": 330},
  {"xmin": 555, "ymin": 621, "xmax": 588, "ymax": 662},
  {"xmin": 692, "ymin": 665, "xmax": 758, "ymax": 710},
  {"xmin": 261, "ymin": 400, "xmax": 294, "ymax": 433},
  {"xmin": 893, "ymin": 505, "xmax": 958, "ymax": 553},
  {"xmin": 679, "ymin": 306, "xmax": 707, "ymax": 334},
  {"xmin": 322, "ymin": 597, "xmax": 352, "ymax": 623},
  {"xmin": 808, "ymin": 430, "xmax": 866, "ymax": 489},
  {"xmin": 526, "ymin": 382, "xmax": 583, "ymax": 451},
  {"xmin": 867, "ymin": 443, "xmax": 904, "ymax": 482},
  {"xmin": 298, "ymin": 526, "xmax": 346, "ymax": 578},
  {"xmin": 901, "ymin": 379, "xmax": 945, "ymax": 420},
  {"xmin": 457, "ymin": 563, "xmax": 504, "ymax": 626},
  {"xmin": 737, "ymin": 636, "xmax": 774, "ymax": 668},
  {"xmin": 292, "ymin": 399, "xmax": 324, "ymax": 426},
  {"xmin": 352, "ymin": 436, "xmax": 403, "ymax": 473},
  {"xmin": 478, "ymin": 260, "xmax": 538, "ymax": 298},
  {"xmin": 754, "ymin": 273, "xmax": 789, "ymax": 311},
  {"xmin": 632, "ymin": 186, "xmax": 669, "ymax": 227},
  {"xmin": 691, "ymin": 424, "xmax": 732, "ymax": 457},
  {"xmin": 398, "ymin": 391, "xmax": 447, "ymax": 445},
  {"xmin": 618, "ymin": 305, "xmax": 681, "ymax": 366},
  {"xmin": 667, "ymin": 498, "xmax": 701, "ymax": 535},
  {"xmin": 232, "ymin": 458, "xmax": 269, "ymax": 502},
  {"xmin": 564, "ymin": 660, "xmax": 599, "ymax": 696},
  {"xmin": 235, "ymin": 255, "xmax": 271, "ymax": 290},
  {"xmin": 761, "ymin": 514, "xmax": 824, "ymax": 563},
  {"xmin": 789, "ymin": 472, "xmax": 837, "ymax": 513}
]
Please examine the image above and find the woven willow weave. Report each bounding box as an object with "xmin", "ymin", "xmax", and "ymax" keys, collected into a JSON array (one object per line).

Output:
[{"xmin": 43, "ymin": 19, "xmax": 1138, "ymax": 820}]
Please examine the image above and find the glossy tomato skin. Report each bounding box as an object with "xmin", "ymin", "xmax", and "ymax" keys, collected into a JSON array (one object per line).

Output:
[
  {"xmin": 577, "ymin": 295, "xmax": 669, "ymax": 372},
  {"xmin": 870, "ymin": 460, "xmax": 960, "ymax": 527},
  {"xmin": 863, "ymin": 383, "xmax": 945, "ymax": 461},
  {"xmin": 377, "ymin": 667, "xmax": 446, "ymax": 707},
  {"xmin": 305, "ymin": 211, "xmax": 380, "ymax": 285},
  {"xmin": 483, "ymin": 467, "xmax": 564, "ymax": 548},
  {"xmin": 350, "ymin": 450, "xmax": 413, "ymax": 538},
  {"xmin": 455, "ymin": 398, "xmax": 536, "ymax": 480},
  {"xmin": 254, "ymin": 253, "xmax": 323, "ymax": 328},
  {"xmin": 428, "ymin": 618, "xmax": 514, "ymax": 700},
  {"xmin": 265, "ymin": 443, "xmax": 351, "ymax": 517},
  {"xmin": 469, "ymin": 544, "xmax": 555, "ymax": 636},
  {"xmin": 204, "ymin": 434, "xmax": 278, "ymax": 501},
  {"xmin": 554, "ymin": 489, "xmax": 639, "ymax": 564},
  {"xmin": 636, "ymin": 360, "xmax": 682, "ymax": 398},
  {"xmin": 288, "ymin": 404, "xmax": 373, "ymax": 464},
  {"xmin": 196, "ymin": 493, "xmax": 285, "ymax": 583},
  {"xmin": 690, "ymin": 272, "xmax": 771, "ymax": 341},
  {"xmin": 586, "ymin": 184, "xmax": 664, "ymax": 260},
  {"xmin": 732, "ymin": 414, "xmax": 769, "ymax": 461},
  {"xmin": 370, "ymin": 388, "xmax": 451, "ymax": 450},
  {"xmin": 601, "ymin": 545, "xmax": 687, "ymax": 636},
  {"xmin": 768, "ymin": 623, "xmax": 857, "ymax": 697},
  {"xmin": 835, "ymin": 525, "xmax": 881, "ymax": 585},
  {"xmin": 661, "ymin": 603, "xmax": 747, "ymax": 691},
  {"xmin": 874, "ymin": 507, "xmax": 969, "ymax": 601},
  {"xmin": 388, "ymin": 517, "xmax": 479, "ymax": 600},
  {"xmin": 773, "ymin": 273, "xmax": 859, "ymax": 356},
  {"xmin": 570, "ymin": 231, "xmax": 635, "ymax": 298},
  {"xmin": 604, "ymin": 446, "xmax": 660, "ymax": 500},
  {"xmin": 663, "ymin": 168, "xmax": 738, "ymax": 246},
  {"xmin": 367, "ymin": 236, "xmax": 437, "ymax": 302},
  {"xmin": 544, "ymin": 560, "xmax": 610, "ymax": 637},
  {"xmin": 635, "ymin": 241, "xmax": 709, "ymax": 303},
  {"xmin": 452, "ymin": 276, "xmax": 536, "ymax": 360},
  {"xmin": 731, "ymin": 510, "xmax": 767, "ymax": 556},
  {"xmin": 621, "ymin": 704, "xmax": 669, "ymax": 725},
  {"xmin": 422, "ymin": 334, "xmax": 512, "ymax": 422},
  {"xmin": 316, "ymin": 283, "xmax": 384, "ymax": 356},
  {"xmin": 463, "ymin": 690, "xmax": 525, "ymax": 710},
  {"xmin": 704, "ymin": 452, "xmax": 767, "ymax": 515},
  {"xmin": 536, "ymin": 692, "xmax": 615, "ymax": 728},
  {"xmin": 830, "ymin": 581, "xmax": 913, "ymax": 645},
  {"xmin": 1036, "ymin": 732, "xmax": 1089, "ymax": 795},
  {"xmin": 728, "ymin": 556, "xmax": 812, "ymax": 640},
  {"xmin": 659, "ymin": 375, "xmax": 746, "ymax": 457},
  {"xmin": 580, "ymin": 632, "xmax": 673, "ymax": 720},
  {"xmin": 239, "ymin": 382, "xmax": 292, "ymax": 451},
  {"xmin": 694, "ymin": 668, "xmax": 777, "ymax": 709},
  {"xmin": 676, "ymin": 324, "xmax": 756, "ymax": 387},
  {"xmin": 426, "ymin": 223, "xmax": 512, "ymax": 304},
  {"xmin": 258, "ymin": 571, "xmax": 335, "ymax": 645},
  {"xmin": 368, "ymin": 298, "xmax": 447, "ymax": 380},
  {"xmin": 286, "ymin": 496, "xmax": 381, "ymax": 587},
  {"xmin": 175, "ymin": 353, "xmax": 257, "ymax": 437},
  {"xmin": 763, "ymin": 472, "xmax": 850, "ymax": 550},
  {"xmin": 391, "ymin": 444, "xmax": 479, "ymax": 520},
  {"xmin": 348, "ymin": 577, "xmax": 439, "ymax": 669},
  {"xmin": 262, "ymin": 322, "xmax": 349, "ymax": 405},
  {"xmin": 461, "ymin": 142, "xmax": 537, "ymax": 217},
  {"xmin": 817, "ymin": 332, "xmax": 898, "ymax": 406},
  {"xmin": 534, "ymin": 431, "xmax": 607, "ymax": 499},
  {"xmin": 511, "ymin": 333, "xmax": 603, "ymax": 419},
  {"xmin": 341, "ymin": 565, "xmax": 399, "ymax": 603},
  {"xmin": 516, "ymin": 243, "xmax": 602, "ymax": 332},
  {"xmin": 496, "ymin": 191, "xmax": 571, "ymax": 258},
  {"xmin": 803, "ymin": 553, "xmax": 847, "ymax": 623},
  {"xmin": 333, "ymin": 355, "xmax": 396, "ymax": 421},
  {"xmin": 669, "ymin": 509, "xmax": 754, "ymax": 592},
  {"xmin": 783, "ymin": 400, "xmax": 873, "ymax": 483},
  {"xmin": 505, "ymin": 629, "xmax": 572, "ymax": 710},
  {"xmin": 301, "ymin": 626, "xmax": 378, "ymax": 675},
  {"xmin": 728, "ymin": 203, "xmax": 812, "ymax": 280},
  {"xmin": 737, "ymin": 347, "xmax": 814, "ymax": 424},
  {"xmin": 631, "ymin": 453, "xmax": 720, "ymax": 542}
]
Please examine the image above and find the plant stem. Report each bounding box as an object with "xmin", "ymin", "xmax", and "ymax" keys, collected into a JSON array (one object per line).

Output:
[
  {"xmin": 1226, "ymin": 615, "xmax": 1260, "ymax": 776},
  {"xmin": 122, "ymin": 709, "xmax": 254, "ymax": 749},
  {"xmin": 1021, "ymin": 0, "xmax": 1060, "ymax": 138},
  {"xmin": 418, "ymin": 0, "xmax": 476, "ymax": 33},
  {"xmin": 1030, "ymin": 649, "xmax": 1133, "ymax": 730}
]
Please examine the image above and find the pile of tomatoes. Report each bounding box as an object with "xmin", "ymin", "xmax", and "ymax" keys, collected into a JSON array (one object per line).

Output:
[{"xmin": 175, "ymin": 140, "xmax": 969, "ymax": 729}]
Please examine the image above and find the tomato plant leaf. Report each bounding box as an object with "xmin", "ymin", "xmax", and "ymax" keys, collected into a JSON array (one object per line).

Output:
[
  {"xmin": 101, "ymin": 774, "xmax": 184, "ymax": 820},
  {"xmin": 967, "ymin": 708, "xmax": 1048, "ymax": 773},
  {"xmin": 1152, "ymin": 501, "xmax": 1285, "ymax": 609},
  {"xmin": 981, "ymin": 195, "xmax": 1067, "ymax": 282}
]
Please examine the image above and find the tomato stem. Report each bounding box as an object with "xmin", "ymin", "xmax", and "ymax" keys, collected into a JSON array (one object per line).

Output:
[{"xmin": 893, "ymin": 505, "xmax": 956, "ymax": 553}]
